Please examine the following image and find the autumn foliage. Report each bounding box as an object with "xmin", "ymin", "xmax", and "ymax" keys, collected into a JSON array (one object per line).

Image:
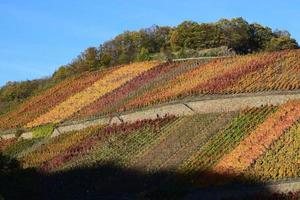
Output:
[
  {"xmin": 26, "ymin": 61, "xmax": 160, "ymax": 127},
  {"xmin": 0, "ymin": 67, "xmax": 116, "ymax": 130},
  {"xmin": 213, "ymin": 101, "xmax": 300, "ymax": 175}
]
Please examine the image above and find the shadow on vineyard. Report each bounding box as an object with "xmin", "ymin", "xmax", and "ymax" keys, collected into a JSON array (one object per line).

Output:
[{"xmin": 0, "ymin": 153, "xmax": 288, "ymax": 200}]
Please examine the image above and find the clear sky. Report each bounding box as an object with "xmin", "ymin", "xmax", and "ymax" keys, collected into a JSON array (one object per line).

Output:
[{"xmin": 0, "ymin": 0, "xmax": 299, "ymax": 87}]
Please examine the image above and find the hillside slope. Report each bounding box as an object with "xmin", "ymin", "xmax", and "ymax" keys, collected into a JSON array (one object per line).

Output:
[
  {"xmin": 1, "ymin": 50, "xmax": 300, "ymax": 199},
  {"xmin": 2, "ymin": 102, "xmax": 300, "ymax": 199},
  {"xmin": 0, "ymin": 50, "xmax": 300, "ymax": 131}
]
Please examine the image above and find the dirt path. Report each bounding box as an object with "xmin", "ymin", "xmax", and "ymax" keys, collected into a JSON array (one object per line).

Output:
[{"xmin": 118, "ymin": 92, "xmax": 300, "ymax": 123}]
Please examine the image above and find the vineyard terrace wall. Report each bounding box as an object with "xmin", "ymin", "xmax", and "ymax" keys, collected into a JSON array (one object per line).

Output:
[{"xmin": 2, "ymin": 92, "xmax": 300, "ymax": 140}]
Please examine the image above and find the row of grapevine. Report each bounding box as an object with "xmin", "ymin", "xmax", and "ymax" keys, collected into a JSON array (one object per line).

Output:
[
  {"xmin": 65, "ymin": 50, "xmax": 299, "ymax": 124},
  {"xmin": 3, "ymin": 105, "xmax": 300, "ymax": 188},
  {"xmin": 38, "ymin": 115, "xmax": 176, "ymax": 172},
  {"xmin": 213, "ymin": 101, "xmax": 300, "ymax": 176},
  {"xmin": 188, "ymin": 52, "xmax": 283, "ymax": 94},
  {"xmin": 68, "ymin": 60, "xmax": 212, "ymax": 121},
  {"xmin": 178, "ymin": 106, "xmax": 277, "ymax": 185},
  {"xmin": 225, "ymin": 50, "xmax": 300, "ymax": 93},
  {"xmin": 245, "ymin": 123, "xmax": 300, "ymax": 181},
  {"xmin": 26, "ymin": 61, "xmax": 160, "ymax": 128},
  {"xmin": 123, "ymin": 56, "xmax": 252, "ymax": 109},
  {"xmin": 1, "ymin": 50, "xmax": 299, "ymax": 131},
  {"xmin": 122, "ymin": 51, "xmax": 298, "ymax": 111},
  {"xmin": 127, "ymin": 117, "xmax": 188, "ymax": 169},
  {"xmin": 131, "ymin": 113, "xmax": 229, "ymax": 171},
  {"xmin": 0, "ymin": 67, "xmax": 116, "ymax": 130},
  {"xmin": 69, "ymin": 62, "xmax": 179, "ymax": 120},
  {"xmin": 21, "ymin": 125, "xmax": 105, "ymax": 168},
  {"xmin": 159, "ymin": 112, "xmax": 237, "ymax": 170},
  {"xmin": 59, "ymin": 118, "xmax": 180, "ymax": 171}
]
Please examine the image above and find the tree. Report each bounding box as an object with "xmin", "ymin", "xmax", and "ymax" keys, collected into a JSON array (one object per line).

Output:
[
  {"xmin": 136, "ymin": 47, "xmax": 151, "ymax": 61},
  {"xmin": 100, "ymin": 54, "xmax": 112, "ymax": 67},
  {"xmin": 170, "ymin": 21, "xmax": 199, "ymax": 51},
  {"xmin": 153, "ymin": 26, "xmax": 173, "ymax": 52},
  {"xmin": 250, "ymin": 23, "xmax": 273, "ymax": 51},
  {"xmin": 217, "ymin": 18, "xmax": 252, "ymax": 53},
  {"xmin": 273, "ymin": 29, "xmax": 291, "ymax": 37},
  {"xmin": 84, "ymin": 47, "xmax": 100, "ymax": 71},
  {"xmin": 53, "ymin": 66, "xmax": 68, "ymax": 80},
  {"xmin": 0, "ymin": 81, "xmax": 38, "ymax": 102},
  {"xmin": 266, "ymin": 36, "xmax": 299, "ymax": 52}
]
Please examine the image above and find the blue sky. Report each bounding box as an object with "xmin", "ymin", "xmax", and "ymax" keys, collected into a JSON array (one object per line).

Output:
[{"xmin": 0, "ymin": 0, "xmax": 299, "ymax": 87}]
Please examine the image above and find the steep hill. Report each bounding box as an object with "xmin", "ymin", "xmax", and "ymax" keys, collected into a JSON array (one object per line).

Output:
[
  {"xmin": 1, "ymin": 17, "xmax": 299, "ymax": 118},
  {"xmin": 1, "ymin": 50, "xmax": 300, "ymax": 199},
  {"xmin": 2, "ymin": 103, "xmax": 300, "ymax": 199},
  {"xmin": 0, "ymin": 50, "xmax": 300, "ymax": 131}
]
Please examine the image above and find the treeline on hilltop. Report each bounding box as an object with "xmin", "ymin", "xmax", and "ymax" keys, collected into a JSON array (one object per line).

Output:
[
  {"xmin": 54, "ymin": 17, "xmax": 298, "ymax": 77},
  {"xmin": 0, "ymin": 17, "xmax": 298, "ymax": 115}
]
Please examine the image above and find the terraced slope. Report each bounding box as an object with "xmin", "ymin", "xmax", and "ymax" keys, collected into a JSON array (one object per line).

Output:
[
  {"xmin": 0, "ymin": 67, "xmax": 117, "ymax": 130},
  {"xmin": 124, "ymin": 50, "xmax": 300, "ymax": 110},
  {"xmin": 69, "ymin": 60, "xmax": 204, "ymax": 120},
  {"xmin": 74, "ymin": 50, "xmax": 300, "ymax": 120},
  {"xmin": 1, "ymin": 50, "xmax": 300, "ymax": 131},
  {"xmin": 245, "ymin": 122, "xmax": 300, "ymax": 181},
  {"xmin": 179, "ymin": 107, "xmax": 277, "ymax": 184},
  {"xmin": 0, "ymin": 105, "xmax": 283, "ymax": 177},
  {"xmin": 214, "ymin": 101, "xmax": 300, "ymax": 176},
  {"xmin": 131, "ymin": 112, "xmax": 235, "ymax": 171},
  {"xmin": 27, "ymin": 61, "xmax": 160, "ymax": 127},
  {"xmin": 2, "ymin": 102, "xmax": 300, "ymax": 198}
]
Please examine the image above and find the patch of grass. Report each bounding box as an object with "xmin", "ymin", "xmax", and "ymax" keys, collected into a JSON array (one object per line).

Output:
[{"xmin": 32, "ymin": 124, "xmax": 54, "ymax": 138}]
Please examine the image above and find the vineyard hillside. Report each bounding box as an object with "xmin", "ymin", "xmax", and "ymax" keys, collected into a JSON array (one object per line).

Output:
[
  {"xmin": 0, "ymin": 50, "xmax": 299, "ymax": 131},
  {"xmin": 1, "ymin": 50, "xmax": 300, "ymax": 199}
]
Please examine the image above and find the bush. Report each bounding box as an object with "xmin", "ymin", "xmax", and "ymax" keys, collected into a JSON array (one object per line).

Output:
[
  {"xmin": 266, "ymin": 36, "xmax": 299, "ymax": 52},
  {"xmin": 136, "ymin": 48, "xmax": 151, "ymax": 61},
  {"xmin": 15, "ymin": 129, "xmax": 25, "ymax": 138}
]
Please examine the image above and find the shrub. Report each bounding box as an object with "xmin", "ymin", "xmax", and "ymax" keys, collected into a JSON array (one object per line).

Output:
[{"xmin": 15, "ymin": 129, "xmax": 24, "ymax": 138}]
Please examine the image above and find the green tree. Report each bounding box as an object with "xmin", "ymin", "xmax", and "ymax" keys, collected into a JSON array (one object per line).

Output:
[
  {"xmin": 217, "ymin": 18, "xmax": 252, "ymax": 53},
  {"xmin": 250, "ymin": 23, "xmax": 273, "ymax": 51},
  {"xmin": 53, "ymin": 66, "xmax": 68, "ymax": 80},
  {"xmin": 170, "ymin": 21, "xmax": 199, "ymax": 51},
  {"xmin": 136, "ymin": 47, "xmax": 151, "ymax": 61},
  {"xmin": 84, "ymin": 47, "xmax": 99, "ymax": 71},
  {"xmin": 100, "ymin": 54, "xmax": 112, "ymax": 67},
  {"xmin": 266, "ymin": 36, "xmax": 299, "ymax": 52}
]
